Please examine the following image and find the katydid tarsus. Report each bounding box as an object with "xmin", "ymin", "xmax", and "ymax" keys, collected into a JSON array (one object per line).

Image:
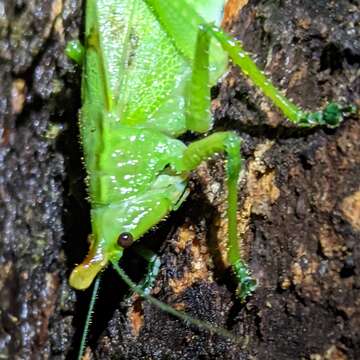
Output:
[{"xmin": 66, "ymin": 0, "xmax": 353, "ymax": 357}]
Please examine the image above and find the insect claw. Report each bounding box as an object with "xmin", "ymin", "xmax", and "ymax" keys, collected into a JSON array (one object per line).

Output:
[
  {"xmin": 299, "ymin": 102, "xmax": 357, "ymax": 128},
  {"xmin": 232, "ymin": 260, "xmax": 257, "ymax": 302}
]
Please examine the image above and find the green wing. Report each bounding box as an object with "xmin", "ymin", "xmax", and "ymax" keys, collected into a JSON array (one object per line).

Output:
[
  {"xmin": 82, "ymin": 0, "xmax": 226, "ymax": 135},
  {"xmin": 143, "ymin": 0, "xmax": 227, "ymax": 83}
]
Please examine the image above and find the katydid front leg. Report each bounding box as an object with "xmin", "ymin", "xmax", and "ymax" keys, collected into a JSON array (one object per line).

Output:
[{"xmin": 132, "ymin": 244, "xmax": 161, "ymax": 295}]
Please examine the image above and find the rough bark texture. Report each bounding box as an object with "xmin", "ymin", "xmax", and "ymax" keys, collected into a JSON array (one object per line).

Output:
[{"xmin": 0, "ymin": 0, "xmax": 359, "ymax": 359}]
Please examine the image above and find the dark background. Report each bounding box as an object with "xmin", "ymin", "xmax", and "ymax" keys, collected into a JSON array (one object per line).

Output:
[{"xmin": 0, "ymin": 0, "xmax": 359, "ymax": 359}]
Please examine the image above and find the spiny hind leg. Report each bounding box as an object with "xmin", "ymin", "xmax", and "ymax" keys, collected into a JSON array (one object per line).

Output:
[
  {"xmin": 182, "ymin": 132, "xmax": 256, "ymax": 300},
  {"xmin": 187, "ymin": 20, "xmax": 352, "ymax": 128},
  {"xmin": 201, "ymin": 23, "xmax": 353, "ymax": 127},
  {"xmin": 186, "ymin": 20, "xmax": 349, "ymax": 131}
]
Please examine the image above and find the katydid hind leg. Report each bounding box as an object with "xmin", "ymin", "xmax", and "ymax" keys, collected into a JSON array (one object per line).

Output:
[
  {"xmin": 143, "ymin": 1, "xmax": 352, "ymax": 126},
  {"xmin": 203, "ymin": 24, "xmax": 352, "ymax": 127},
  {"xmin": 182, "ymin": 132, "xmax": 256, "ymax": 300}
]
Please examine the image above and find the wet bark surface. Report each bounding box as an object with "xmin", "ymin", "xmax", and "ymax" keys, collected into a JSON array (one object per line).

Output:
[{"xmin": 0, "ymin": 0, "xmax": 359, "ymax": 359}]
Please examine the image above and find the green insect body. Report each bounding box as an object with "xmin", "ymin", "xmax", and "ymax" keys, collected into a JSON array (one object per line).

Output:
[
  {"xmin": 68, "ymin": 0, "xmax": 254, "ymax": 295},
  {"xmin": 66, "ymin": 0, "xmax": 351, "ymax": 352},
  {"xmin": 68, "ymin": 0, "xmax": 348, "ymax": 292}
]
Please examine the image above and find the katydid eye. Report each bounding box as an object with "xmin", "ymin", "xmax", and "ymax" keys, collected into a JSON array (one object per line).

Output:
[{"xmin": 117, "ymin": 232, "xmax": 134, "ymax": 248}]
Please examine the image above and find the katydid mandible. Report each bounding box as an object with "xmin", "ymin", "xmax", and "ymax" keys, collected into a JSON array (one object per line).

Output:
[{"xmin": 66, "ymin": 0, "xmax": 352, "ymax": 355}]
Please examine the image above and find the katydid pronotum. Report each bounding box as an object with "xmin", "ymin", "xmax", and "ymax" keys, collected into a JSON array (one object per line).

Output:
[{"xmin": 66, "ymin": 0, "xmax": 354, "ymax": 357}]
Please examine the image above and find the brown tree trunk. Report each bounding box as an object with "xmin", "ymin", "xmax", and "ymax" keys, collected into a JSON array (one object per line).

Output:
[{"xmin": 0, "ymin": 0, "xmax": 359, "ymax": 359}]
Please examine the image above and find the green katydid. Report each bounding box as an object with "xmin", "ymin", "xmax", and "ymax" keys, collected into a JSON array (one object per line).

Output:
[{"xmin": 66, "ymin": 0, "xmax": 353, "ymax": 357}]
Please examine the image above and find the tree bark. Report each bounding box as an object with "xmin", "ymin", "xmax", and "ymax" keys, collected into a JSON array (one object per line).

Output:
[{"xmin": 0, "ymin": 0, "xmax": 359, "ymax": 359}]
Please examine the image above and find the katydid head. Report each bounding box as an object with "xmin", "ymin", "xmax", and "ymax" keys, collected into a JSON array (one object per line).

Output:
[
  {"xmin": 69, "ymin": 233, "xmax": 134, "ymax": 290},
  {"xmin": 69, "ymin": 178, "xmax": 187, "ymax": 290},
  {"xmin": 68, "ymin": 232, "xmax": 134, "ymax": 290},
  {"xmin": 69, "ymin": 200, "xmax": 151, "ymax": 290},
  {"xmin": 69, "ymin": 240, "xmax": 109, "ymax": 290}
]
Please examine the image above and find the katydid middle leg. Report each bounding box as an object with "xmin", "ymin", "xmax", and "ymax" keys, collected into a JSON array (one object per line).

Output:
[{"xmin": 182, "ymin": 132, "xmax": 256, "ymax": 300}]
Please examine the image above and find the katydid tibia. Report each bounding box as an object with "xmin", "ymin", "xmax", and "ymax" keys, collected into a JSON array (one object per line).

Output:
[{"xmin": 66, "ymin": 0, "xmax": 353, "ymax": 357}]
